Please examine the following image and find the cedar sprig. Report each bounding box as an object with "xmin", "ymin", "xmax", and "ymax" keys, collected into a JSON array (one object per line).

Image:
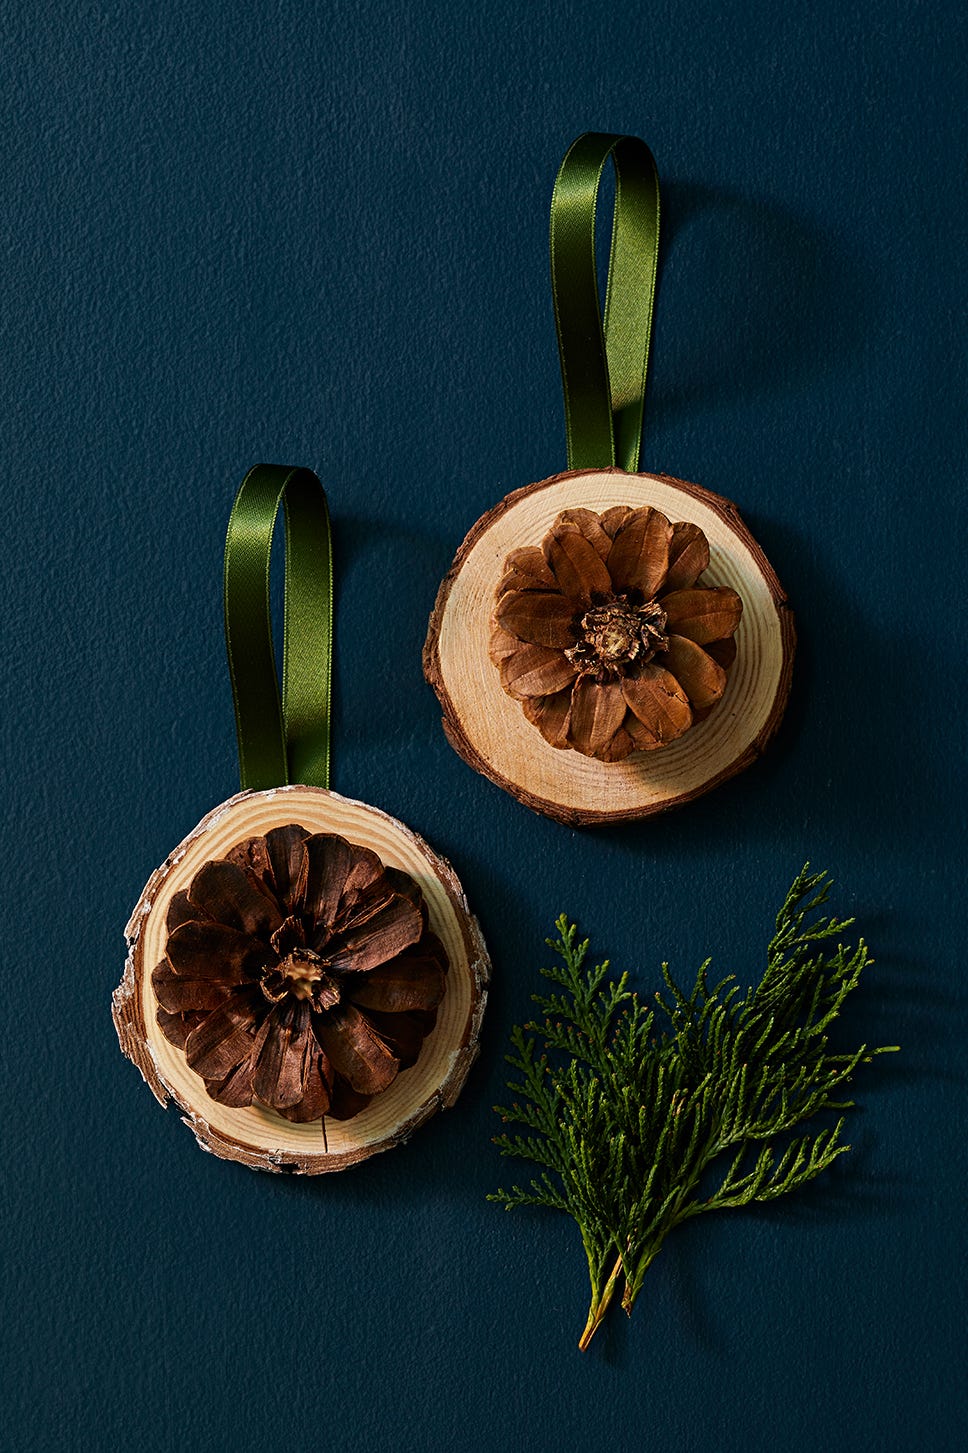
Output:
[{"xmin": 489, "ymin": 865, "xmax": 897, "ymax": 1350}]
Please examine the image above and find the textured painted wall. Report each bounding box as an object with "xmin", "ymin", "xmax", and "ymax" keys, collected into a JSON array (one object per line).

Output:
[{"xmin": 2, "ymin": 2, "xmax": 964, "ymax": 1449}]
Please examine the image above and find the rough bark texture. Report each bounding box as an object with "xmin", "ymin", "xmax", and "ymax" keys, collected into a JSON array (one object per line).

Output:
[
  {"xmin": 114, "ymin": 786, "xmax": 489, "ymax": 1173},
  {"xmin": 424, "ymin": 468, "xmax": 795, "ymax": 826}
]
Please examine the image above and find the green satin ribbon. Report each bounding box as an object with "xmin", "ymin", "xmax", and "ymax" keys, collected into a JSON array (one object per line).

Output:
[
  {"xmin": 550, "ymin": 132, "xmax": 660, "ymax": 472},
  {"xmin": 223, "ymin": 464, "xmax": 332, "ymax": 791}
]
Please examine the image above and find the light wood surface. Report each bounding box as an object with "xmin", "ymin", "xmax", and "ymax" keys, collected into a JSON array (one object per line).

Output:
[
  {"xmin": 114, "ymin": 786, "xmax": 489, "ymax": 1172},
  {"xmin": 425, "ymin": 468, "xmax": 795, "ymax": 825}
]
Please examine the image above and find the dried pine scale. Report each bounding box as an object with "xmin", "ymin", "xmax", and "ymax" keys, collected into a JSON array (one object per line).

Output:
[
  {"xmin": 424, "ymin": 468, "xmax": 795, "ymax": 826},
  {"xmin": 114, "ymin": 786, "xmax": 489, "ymax": 1173}
]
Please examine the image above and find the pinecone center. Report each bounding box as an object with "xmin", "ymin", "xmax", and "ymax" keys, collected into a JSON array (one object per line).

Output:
[
  {"xmin": 283, "ymin": 949, "xmax": 340, "ymax": 1005},
  {"xmin": 262, "ymin": 923, "xmax": 342, "ymax": 1009},
  {"xmin": 566, "ymin": 596, "xmax": 668, "ymax": 675}
]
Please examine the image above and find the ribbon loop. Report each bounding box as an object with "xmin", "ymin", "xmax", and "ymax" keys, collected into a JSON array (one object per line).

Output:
[
  {"xmin": 550, "ymin": 132, "xmax": 660, "ymax": 473},
  {"xmin": 223, "ymin": 464, "xmax": 333, "ymax": 791}
]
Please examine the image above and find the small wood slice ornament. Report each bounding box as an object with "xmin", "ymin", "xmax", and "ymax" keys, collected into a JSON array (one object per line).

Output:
[
  {"xmin": 424, "ymin": 134, "xmax": 794, "ymax": 825},
  {"xmin": 114, "ymin": 467, "xmax": 488, "ymax": 1172}
]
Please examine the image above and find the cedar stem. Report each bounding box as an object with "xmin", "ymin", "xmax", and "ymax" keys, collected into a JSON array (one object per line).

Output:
[{"xmin": 578, "ymin": 1253, "xmax": 623, "ymax": 1351}]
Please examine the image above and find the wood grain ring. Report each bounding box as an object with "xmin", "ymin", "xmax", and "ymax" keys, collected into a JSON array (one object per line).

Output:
[
  {"xmin": 114, "ymin": 786, "xmax": 489, "ymax": 1173},
  {"xmin": 424, "ymin": 468, "xmax": 795, "ymax": 826}
]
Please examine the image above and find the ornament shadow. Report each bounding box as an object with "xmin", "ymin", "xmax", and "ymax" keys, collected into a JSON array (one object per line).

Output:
[
  {"xmin": 324, "ymin": 510, "xmax": 467, "ymax": 755},
  {"xmin": 646, "ymin": 180, "xmax": 875, "ymax": 428}
]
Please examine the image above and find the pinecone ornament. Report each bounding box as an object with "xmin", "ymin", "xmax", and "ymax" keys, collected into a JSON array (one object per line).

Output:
[
  {"xmin": 489, "ymin": 505, "xmax": 743, "ymax": 762},
  {"xmin": 152, "ymin": 824, "xmax": 448, "ymax": 1123}
]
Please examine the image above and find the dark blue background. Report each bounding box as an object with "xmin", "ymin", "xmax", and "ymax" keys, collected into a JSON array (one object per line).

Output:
[{"xmin": 3, "ymin": 2, "xmax": 964, "ymax": 1449}]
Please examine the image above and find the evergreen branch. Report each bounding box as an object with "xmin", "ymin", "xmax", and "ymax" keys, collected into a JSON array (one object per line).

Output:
[{"xmin": 489, "ymin": 868, "xmax": 898, "ymax": 1349}]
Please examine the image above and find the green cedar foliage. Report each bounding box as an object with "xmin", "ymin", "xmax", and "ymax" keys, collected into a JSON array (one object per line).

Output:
[{"xmin": 489, "ymin": 866, "xmax": 897, "ymax": 1349}]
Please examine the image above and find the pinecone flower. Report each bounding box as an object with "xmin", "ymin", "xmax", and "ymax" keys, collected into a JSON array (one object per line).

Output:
[
  {"xmin": 489, "ymin": 506, "xmax": 743, "ymax": 761},
  {"xmin": 151, "ymin": 825, "xmax": 448, "ymax": 1123}
]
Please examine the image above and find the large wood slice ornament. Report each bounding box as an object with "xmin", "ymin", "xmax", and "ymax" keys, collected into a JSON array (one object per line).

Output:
[
  {"xmin": 115, "ymin": 467, "xmax": 489, "ymax": 1172},
  {"xmin": 425, "ymin": 134, "xmax": 794, "ymax": 826}
]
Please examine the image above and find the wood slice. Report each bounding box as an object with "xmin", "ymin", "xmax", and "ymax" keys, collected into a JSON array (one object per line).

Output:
[
  {"xmin": 114, "ymin": 785, "xmax": 489, "ymax": 1173},
  {"xmin": 424, "ymin": 467, "xmax": 795, "ymax": 826}
]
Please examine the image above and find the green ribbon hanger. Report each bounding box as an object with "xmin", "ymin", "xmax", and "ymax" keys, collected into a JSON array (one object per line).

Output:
[
  {"xmin": 223, "ymin": 464, "xmax": 333, "ymax": 792},
  {"xmin": 550, "ymin": 132, "xmax": 660, "ymax": 473}
]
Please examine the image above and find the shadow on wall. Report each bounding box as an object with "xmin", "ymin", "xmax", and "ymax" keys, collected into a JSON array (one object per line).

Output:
[{"xmin": 646, "ymin": 179, "xmax": 873, "ymax": 423}]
